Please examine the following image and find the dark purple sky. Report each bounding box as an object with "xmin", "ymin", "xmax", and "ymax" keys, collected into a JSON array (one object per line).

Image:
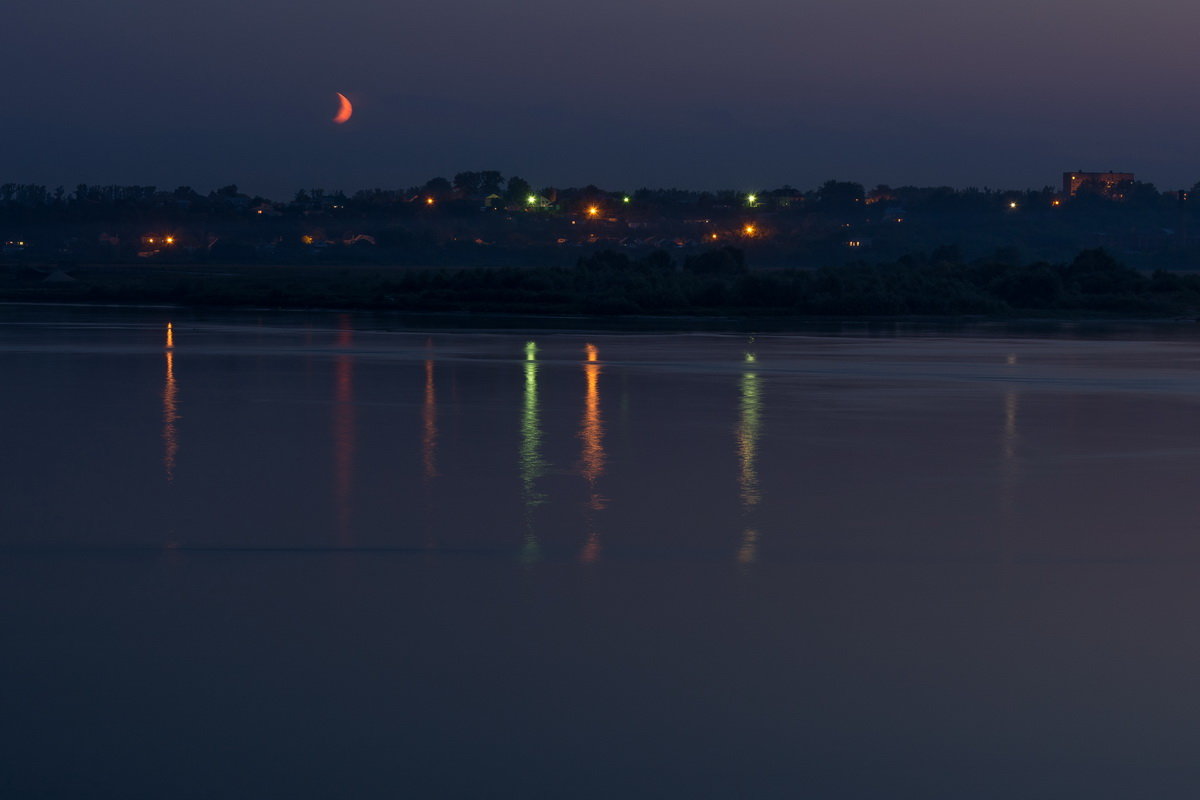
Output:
[{"xmin": 5, "ymin": 0, "xmax": 1198, "ymax": 196}]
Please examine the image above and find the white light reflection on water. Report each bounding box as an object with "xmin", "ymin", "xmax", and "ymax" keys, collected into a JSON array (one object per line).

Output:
[{"xmin": 737, "ymin": 350, "xmax": 762, "ymax": 565}]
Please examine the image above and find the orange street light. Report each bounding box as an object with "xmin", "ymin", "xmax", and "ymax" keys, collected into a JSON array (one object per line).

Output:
[
  {"xmin": 586, "ymin": 206, "xmax": 600, "ymax": 217},
  {"xmin": 743, "ymin": 224, "xmax": 757, "ymax": 237}
]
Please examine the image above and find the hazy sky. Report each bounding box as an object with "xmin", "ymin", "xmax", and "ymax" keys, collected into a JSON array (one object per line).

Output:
[{"xmin": 4, "ymin": 0, "xmax": 1199, "ymax": 196}]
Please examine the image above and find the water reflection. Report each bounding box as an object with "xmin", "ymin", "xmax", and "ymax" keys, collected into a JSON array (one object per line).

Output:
[
  {"xmin": 736, "ymin": 351, "xmax": 762, "ymax": 564},
  {"xmin": 162, "ymin": 323, "xmax": 178, "ymax": 483},
  {"xmin": 580, "ymin": 344, "xmax": 606, "ymax": 562},
  {"xmin": 333, "ymin": 317, "xmax": 356, "ymax": 544},
  {"xmin": 1003, "ymin": 389, "xmax": 1019, "ymax": 462},
  {"xmin": 998, "ymin": 351, "xmax": 1022, "ymax": 564},
  {"xmin": 999, "ymin": 387, "xmax": 1021, "ymax": 519},
  {"xmin": 1000, "ymin": 352, "xmax": 1021, "ymax": 509},
  {"xmin": 422, "ymin": 357, "xmax": 438, "ymax": 482},
  {"xmin": 520, "ymin": 342, "xmax": 547, "ymax": 562}
]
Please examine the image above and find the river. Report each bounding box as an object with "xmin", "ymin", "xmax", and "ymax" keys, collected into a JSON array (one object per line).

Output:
[{"xmin": 4, "ymin": 305, "xmax": 1200, "ymax": 797}]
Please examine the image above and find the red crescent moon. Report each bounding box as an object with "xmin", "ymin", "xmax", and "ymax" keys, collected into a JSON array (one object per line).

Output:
[{"xmin": 333, "ymin": 93, "xmax": 353, "ymax": 124}]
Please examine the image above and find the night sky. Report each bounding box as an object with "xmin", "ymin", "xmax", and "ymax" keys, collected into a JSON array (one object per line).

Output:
[{"xmin": 5, "ymin": 0, "xmax": 1199, "ymax": 196}]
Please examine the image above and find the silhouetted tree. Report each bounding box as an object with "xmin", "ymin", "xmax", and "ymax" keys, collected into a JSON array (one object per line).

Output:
[
  {"xmin": 453, "ymin": 172, "xmax": 482, "ymax": 196},
  {"xmin": 505, "ymin": 176, "xmax": 532, "ymax": 204},
  {"xmin": 479, "ymin": 171, "xmax": 504, "ymax": 195}
]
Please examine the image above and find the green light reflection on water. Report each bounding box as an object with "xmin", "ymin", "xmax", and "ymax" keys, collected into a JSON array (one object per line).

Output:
[{"xmin": 520, "ymin": 342, "xmax": 548, "ymax": 562}]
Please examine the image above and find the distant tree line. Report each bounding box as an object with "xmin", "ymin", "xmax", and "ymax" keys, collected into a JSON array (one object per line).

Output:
[{"xmin": 5, "ymin": 171, "xmax": 1200, "ymax": 269}]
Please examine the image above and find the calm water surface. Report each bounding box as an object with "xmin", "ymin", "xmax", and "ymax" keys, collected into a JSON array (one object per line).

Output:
[{"xmin": 5, "ymin": 306, "xmax": 1200, "ymax": 797}]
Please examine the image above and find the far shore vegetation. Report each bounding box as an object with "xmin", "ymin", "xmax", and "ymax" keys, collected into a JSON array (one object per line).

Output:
[{"xmin": 5, "ymin": 247, "xmax": 1200, "ymax": 319}]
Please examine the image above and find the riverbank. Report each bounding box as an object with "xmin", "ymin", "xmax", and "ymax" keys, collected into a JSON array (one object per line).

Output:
[{"xmin": 3, "ymin": 248, "xmax": 1198, "ymax": 321}]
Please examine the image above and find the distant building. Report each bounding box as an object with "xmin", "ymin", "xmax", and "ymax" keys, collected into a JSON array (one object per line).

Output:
[{"xmin": 1063, "ymin": 171, "xmax": 1134, "ymax": 200}]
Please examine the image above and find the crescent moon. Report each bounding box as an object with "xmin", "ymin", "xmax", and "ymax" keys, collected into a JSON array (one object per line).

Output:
[{"xmin": 333, "ymin": 93, "xmax": 353, "ymax": 124}]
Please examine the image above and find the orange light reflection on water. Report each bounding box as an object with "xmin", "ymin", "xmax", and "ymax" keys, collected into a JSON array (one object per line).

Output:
[
  {"xmin": 580, "ymin": 343, "xmax": 606, "ymax": 562},
  {"xmin": 162, "ymin": 323, "xmax": 178, "ymax": 482}
]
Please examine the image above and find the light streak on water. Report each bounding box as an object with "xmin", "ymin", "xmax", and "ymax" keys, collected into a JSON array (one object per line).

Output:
[
  {"xmin": 520, "ymin": 341, "xmax": 547, "ymax": 562},
  {"xmin": 580, "ymin": 343, "xmax": 606, "ymax": 562},
  {"xmin": 162, "ymin": 323, "xmax": 178, "ymax": 483},
  {"xmin": 736, "ymin": 352, "xmax": 762, "ymax": 564}
]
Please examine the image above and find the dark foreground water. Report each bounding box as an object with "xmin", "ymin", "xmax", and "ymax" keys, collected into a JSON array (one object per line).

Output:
[{"xmin": 6, "ymin": 306, "xmax": 1200, "ymax": 797}]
